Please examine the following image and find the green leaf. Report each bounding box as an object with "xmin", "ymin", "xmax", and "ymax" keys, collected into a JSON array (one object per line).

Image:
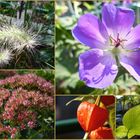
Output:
[
  {"xmin": 109, "ymin": 107, "xmax": 115, "ymax": 135},
  {"xmin": 61, "ymin": 73, "xmax": 79, "ymax": 89},
  {"xmin": 55, "ymin": 63, "xmax": 71, "ymax": 78},
  {"xmin": 66, "ymin": 96, "xmax": 84, "ymax": 106},
  {"xmin": 66, "ymin": 95, "xmax": 95, "ymax": 106},
  {"xmin": 128, "ymin": 131, "xmax": 136, "ymax": 139},
  {"xmin": 123, "ymin": 104, "xmax": 140, "ymax": 138},
  {"xmin": 116, "ymin": 125, "xmax": 128, "ymax": 138}
]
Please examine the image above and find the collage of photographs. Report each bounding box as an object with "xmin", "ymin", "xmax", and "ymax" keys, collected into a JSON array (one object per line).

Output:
[{"xmin": 0, "ymin": 0, "xmax": 140, "ymax": 139}]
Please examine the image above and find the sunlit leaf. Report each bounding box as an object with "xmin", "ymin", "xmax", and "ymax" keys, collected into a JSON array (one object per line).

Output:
[
  {"xmin": 109, "ymin": 107, "xmax": 115, "ymax": 136},
  {"xmin": 123, "ymin": 104, "xmax": 140, "ymax": 138},
  {"xmin": 116, "ymin": 125, "xmax": 128, "ymax": 138}
]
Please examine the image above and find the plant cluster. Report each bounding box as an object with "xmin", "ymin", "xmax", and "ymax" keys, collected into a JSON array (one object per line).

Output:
[
  {"xmin": 0, "ymin": 1, "xmax": 54, "ymax": 69},
  {"xmin": 0, "ymin": 73, "xmax": 54, "ymax": 139},
  {"xmin": 0, "ymin": 73, "xmax": 54, "ymax": 95},
  {"xmin": 68, "ymin": 95, "xmax": 115, "ymax": 139}
]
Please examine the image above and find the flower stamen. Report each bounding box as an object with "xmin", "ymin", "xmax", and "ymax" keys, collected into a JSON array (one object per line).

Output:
[{"xmin": 110, "ymin": 33, "xmax": 127, "ymax": 48}]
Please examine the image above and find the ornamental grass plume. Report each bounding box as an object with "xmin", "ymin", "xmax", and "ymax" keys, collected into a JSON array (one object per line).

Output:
[
  {"xmin": 0, "ymin": 49, "xmax": 12, "ymax": 66},
  {"xmin": 0, "ymin": 24, "xmax": 39, "ymax": 67},
  {"xmin": 0, "ymin": 73, "xmax": 54, "ymax": 139},
  {"xmin": 72, "ymin": 3, "xmax": 140, "ymax": 89},
  {"xmin": 0, "ymin": 25, "xmax": 39, "ymax": 52}
]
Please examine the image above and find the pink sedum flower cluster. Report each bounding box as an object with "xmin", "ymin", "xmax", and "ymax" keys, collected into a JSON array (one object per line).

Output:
[
  {"xmin": 0, "ymin": 74, "xmax": 54, "ymax": 95},
  {"xmin": 0, "ymin": 125, "xmax": 18, "ymax": 139},
  {"xmin": 0, "ymin": 88, "xmax": 10, "ymax": 107},
  {"xmin": 0, "ymin": 73, "xmax": 54, "ymax": 138}
]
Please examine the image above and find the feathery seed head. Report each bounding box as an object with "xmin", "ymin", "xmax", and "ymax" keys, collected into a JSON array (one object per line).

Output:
[
  {"xmin": 0, "ymin": 25, "xmax": 39, "ymax": 52},
  {"xmin": 0, "ymin": 49, "xmax": 12, "ymax": 66}
]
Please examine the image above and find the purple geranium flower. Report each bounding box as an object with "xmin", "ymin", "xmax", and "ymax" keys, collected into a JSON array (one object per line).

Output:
[{"xmin": 72, "ymin": 3, "xmax": 140, "ymax": 89}]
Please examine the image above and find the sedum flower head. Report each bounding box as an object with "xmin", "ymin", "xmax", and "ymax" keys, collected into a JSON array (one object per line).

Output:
[
  {"xmin": 0, "ymin": 73, "xmax": 54, "ymax": 95},
  {"xmin": 72, "ymin": 3, "xmax": 140, "ymax": 89}
]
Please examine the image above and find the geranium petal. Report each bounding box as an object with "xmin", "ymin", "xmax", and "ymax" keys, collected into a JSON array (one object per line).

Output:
[
  {"xmin": 72, "ymin": 13, "xmax": 108, "ymax": 49},
  {"xmin": 125, "ymin": 25, "xmax": 140, "ymax": 50},
  {"xmin": 102, "ymin": 3, "xmax": 135, "ymax": 38},
  {"xmin": 120, "ymin": 50, "xmax": 140, "ymax": 81},
  {"xmin": 79, "ymin": 49, "xmax": 118, "ymax": 88}
]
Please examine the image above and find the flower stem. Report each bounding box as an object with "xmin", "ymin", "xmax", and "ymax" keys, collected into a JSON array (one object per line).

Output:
[
  {"xmin": 95, "ymin": 96, "xmax": 101, "ymax": 106},
  {"xmin": 83, "ymin": 132, "xmax": 89, "ymax": 140}
]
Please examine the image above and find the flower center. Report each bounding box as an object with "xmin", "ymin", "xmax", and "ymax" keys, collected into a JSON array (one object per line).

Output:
[
  {"xmin": 109, "ymin": 33, "xmax": 127, "ymax": 56},
  {"xmin": 110, "ymin": 33, "xmax": 127, "ymax": 48}
]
